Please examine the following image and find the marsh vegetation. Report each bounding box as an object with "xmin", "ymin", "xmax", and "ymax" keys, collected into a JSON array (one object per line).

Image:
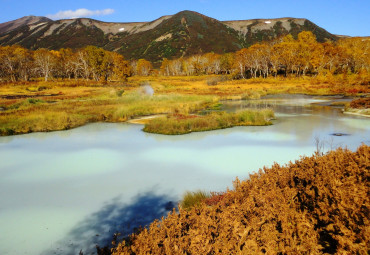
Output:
[
  {"xmin": 0, "ymin": 84, "xmax": 217, "ymax": 135},
  {"xmin": 143, "ymin": 109, "xmax": 274, "ymax": 135},
  {"xmin": 1, "ymin": 73, "xmax": 368, "ymax": 136}
]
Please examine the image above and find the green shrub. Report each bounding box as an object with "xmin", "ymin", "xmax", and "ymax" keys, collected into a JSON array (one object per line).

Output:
[
  {"xmin": 27, "ymin": 98, "xmax": 44, "ymax": 104},
  {"xmin": 116, "ymin": 89, "xmax": 125, "ymax": 97},
  {"xmin": 180, "ymin": 190, "xmax": 210, "ymax": 210},
  {"xmin": 0, "ymin": 127, "xmax": 15, "ymax": 136}
]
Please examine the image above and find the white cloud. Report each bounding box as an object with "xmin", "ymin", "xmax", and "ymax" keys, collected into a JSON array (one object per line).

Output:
[{"xmin": 47, "ymin": 8, "xmax": 115, "ymax": 20}]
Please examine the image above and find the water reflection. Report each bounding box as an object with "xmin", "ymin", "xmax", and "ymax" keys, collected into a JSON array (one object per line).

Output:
[
  {"xmin": 0, "ymin": 95, "xmax": 369, "ymax": 255},
  {"xmin": 40, "ymin": 193, "xmax": 175, "ymax": 255}
]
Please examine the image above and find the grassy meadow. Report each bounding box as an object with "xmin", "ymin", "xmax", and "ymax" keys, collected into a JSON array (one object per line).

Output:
[
  {"xmin": 0, "ymin": 80, "xmax": 217, "ymax": 135},
  {"xmin": 128, "ymin": 73, "xmax": 370, "ymax": 98},
  {"xmin": 0, "ymin": 74, "xmax": 369, "ymax": 136}
]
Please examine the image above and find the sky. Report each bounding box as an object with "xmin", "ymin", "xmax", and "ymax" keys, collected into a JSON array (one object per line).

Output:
[{"xmin": 1, "ymin": 0, "xmax": 369, "ymax": 36}]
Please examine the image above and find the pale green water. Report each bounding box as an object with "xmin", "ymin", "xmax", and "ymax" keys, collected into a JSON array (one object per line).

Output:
[{"xmin": 0, "ymin": 95, "xmax": 369, "ymax": 254}]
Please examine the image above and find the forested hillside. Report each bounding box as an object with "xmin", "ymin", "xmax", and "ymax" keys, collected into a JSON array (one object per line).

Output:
[
  {"xmin": 0, "ymin": 32, "xmax": 368, "ymax": 81},
  {"xmin": 0, "ymin": 11, "xmax": 338, "ymax": 63}
]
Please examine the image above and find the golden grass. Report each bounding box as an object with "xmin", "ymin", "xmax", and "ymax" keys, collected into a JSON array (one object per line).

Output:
[
  {"xmin": 128, "ymin": 73, "xmax": 370, "ymax": 98},
  {"xmin": 180, "ymin": 191, "xmax": 211, "ymax": 210},
  {"xmin": 0, "ymin": 86, "xmax": 217, "ymax": 135},
  {"xmin": 0, "ymin": 73, "xmax": 368, "ymax": 136},
  {"xmin": 143, "ymin": 109, "xmax": 274, "ymax": 135}
]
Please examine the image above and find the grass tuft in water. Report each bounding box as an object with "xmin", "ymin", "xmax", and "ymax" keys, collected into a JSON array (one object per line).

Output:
[{"xmin": 180, "ymin": 190, "xmax": 210, "ymax": 210}]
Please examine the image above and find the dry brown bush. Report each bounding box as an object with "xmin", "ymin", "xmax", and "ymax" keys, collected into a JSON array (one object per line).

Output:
[
  {"xmin": 113, "ymin": 145, "xmax": 369, "ymax": 254},
  {"xmin": 350, "ymin": 98, "xmax": 370, "ymax": 109}
]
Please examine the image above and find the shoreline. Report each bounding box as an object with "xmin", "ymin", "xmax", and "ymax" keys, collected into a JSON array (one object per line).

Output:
[
  {"xmin": 0, "ymin": 90, "xmax": 368, "ymax": 137},
  {"xmin": 343, "ymin": 110, "xmax": 370, "ymax": 118},
  {"xmin": 127, "ymin": 114, "xmax": 166, "ymax": 124}
]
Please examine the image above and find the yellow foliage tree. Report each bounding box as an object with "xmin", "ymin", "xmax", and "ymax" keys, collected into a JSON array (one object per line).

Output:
[{"xmin": 136, "ymin": 59, "xmax": 153, "ymax": 76}]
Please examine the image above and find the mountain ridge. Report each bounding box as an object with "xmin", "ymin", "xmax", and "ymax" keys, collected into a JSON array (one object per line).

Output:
[
  {"xmin": 0, "ymin": 11, "xmax": 340, "ymax": 63},
  {"xmin": 0, "ymin": 15, "xmax": 51, "ymax": 34}
]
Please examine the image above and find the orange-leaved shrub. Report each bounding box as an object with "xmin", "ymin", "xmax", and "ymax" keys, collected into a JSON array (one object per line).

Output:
[
  {"xmin": 113, "ymin": 145, "xmax": 369, "ymax": 254},
  {"xmin": 350, "ymin": 98, "xmax": 370, "ymax": 109}
]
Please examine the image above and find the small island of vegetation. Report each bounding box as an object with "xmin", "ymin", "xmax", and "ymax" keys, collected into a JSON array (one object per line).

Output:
[{"xmin": 143, "ymin": 109, "xmax": 274, "ymax": 135}]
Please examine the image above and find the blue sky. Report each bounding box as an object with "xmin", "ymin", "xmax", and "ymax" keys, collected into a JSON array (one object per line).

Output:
[{"xmin": 1, "ymin": 0, "xmax": 369, "ymax": 36}]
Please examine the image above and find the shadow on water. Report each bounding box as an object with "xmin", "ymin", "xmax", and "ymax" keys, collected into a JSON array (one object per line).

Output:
[{"xmin": 41, "ymin": 192, "xmax": 176, "ymax": 255}]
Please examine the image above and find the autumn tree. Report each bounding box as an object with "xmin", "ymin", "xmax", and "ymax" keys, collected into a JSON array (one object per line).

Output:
[
  {"xmin": 183, "ymin": 55, "xmax": 208, "ymax": 75},
  {"xmin": 57, "ymin": 48, "xmax": 75, "ymax": 79},
  {"xmin": 1, "ymin": 32, "xmax": 368, "ymax": 81},
  {"xmin": 272, "ymin": 35, "xmax": 298, "ymax": 77},
  {"xmin": 338, "ymin": 37, "xmax": 370, "ymax": 73},
  {"xmin": 0, "ymin": 46, "xmax": 19, "ymax": 81},
  {"xmin": 0, "ymin": 45, "xmax": 33, "ymax": 81},
  {"xmin": 321, "ymin": 41, "xmax": 341, "ymax": 73},
  {"xmin": 220, "ymin": 53, "xmax": 235, "ymax": 74},
  {"xmin": 256, "ymin": 44, "xmax": 271, "ymax": 78},
  {"xmin": 247, "ymin": 44, "xmax": 271, "ymax": 78},
  {"xmin": 160, "ymin": 58, "xmax": 170, "ymax": 76},
  {"xmin": 295, "ymin": 31, "xmax": 318, "ymax": 76},
  {"xmin": 34, "ymin": 48, "xmax": 57, "ymax": 81},
  {"xmin": 235, "ymin": 48, "xmax": 248, "ymax": 78},
  {"xmin": 111, "ymin": 52, "xmax": 131, "ymax": 80},
  {"xmin": 203, "ymin": 53, "xmax": 221, "ymax": 74},
  {"xmin": 83, "ymin": 46, "xmax": 114, "ymax": 81},
  {"xmin": 169, "ymin": 59, "xmax": 182, "ymax": 75},
  {"xmin": 136, "ymin": 59, "xmax": 152, "ymax": 76}
]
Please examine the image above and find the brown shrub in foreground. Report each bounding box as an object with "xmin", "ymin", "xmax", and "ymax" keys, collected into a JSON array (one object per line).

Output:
[
  {"xmin": 113, "ymin": 145, "xmax": 369, "ymax": 254},
  {"xmin": 350, "ymin": 98, "xmax": 370, "ymax": 109}
]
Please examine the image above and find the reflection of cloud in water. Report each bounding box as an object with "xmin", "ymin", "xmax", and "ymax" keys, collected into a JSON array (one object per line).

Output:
[
  {"xmin": 0, "ymin": 122, "xmax": 134, "ymax": 145},
  {"xmin": 0, "ymin": 208, "xmax": 81, "ymax": 255},
  {"xmin": 0, "ymin": 123, "xmax": 143, "ymax": 154},
  {"xmin": 2, "ymin": 149, "xmax": 124, "ymax": 182},
  {"xmin": 339, "ymin": 117, "xmax": 370, "ymax": 131},
  {"xmin": 275, "ymin": 113, "xmax": 312, "ymax": 118},
  {"xmin": 142, "ymin": 145, "xmax": 314, "ymax": 176}
]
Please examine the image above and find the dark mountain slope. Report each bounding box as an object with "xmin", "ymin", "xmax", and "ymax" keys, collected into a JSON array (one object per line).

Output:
[
  {"xmin": 107, "ymin": 11, "xmax": 242, "ymax": 63},
  {"xmin": 0, "ymin": 15, "xmax": 51, "ymax": 34},
  {"xmin": 224, "ymin": 17, "xmax": 338, "ymax": 46},
  {"xmin": 0, "ymin": 11, "xmax": 339, "ymax": 61},
  {"xmin": 0, "ymin": 18, "xmax": 120, "ymax": 50}
]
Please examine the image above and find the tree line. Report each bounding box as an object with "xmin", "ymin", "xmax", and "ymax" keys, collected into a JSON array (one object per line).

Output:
[
  {"xmin": 0, "ymin": 31, "xmax": 368, "ymax": 82},
  {"xmin": 160, "ymin": 31, "xmax": 369, "ymax": 78},
  {"xmin": 0, "ymin": 45, "xmax": 132, "ymax": 82}
]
